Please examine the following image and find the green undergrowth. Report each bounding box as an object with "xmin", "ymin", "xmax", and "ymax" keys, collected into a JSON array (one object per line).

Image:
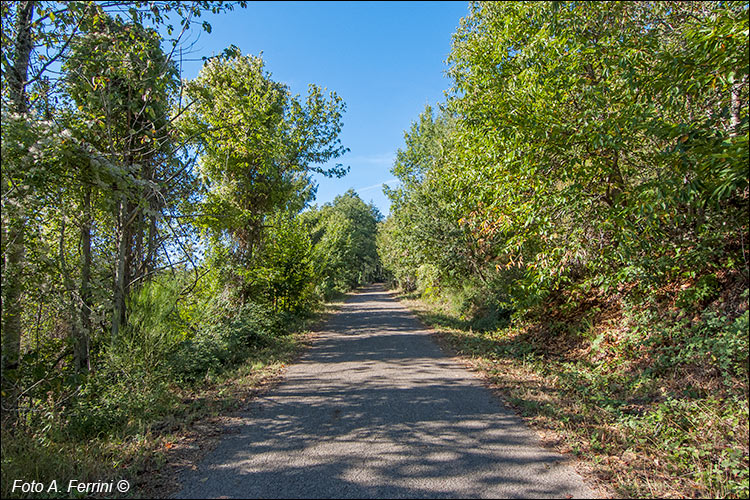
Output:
[
  {"xmin": 400, "ymin": 282, "xmax": 749, "ymax": 499},
  {"xmin": 1, "ymin": 298, "xmax": 340, "ymax": 499}
]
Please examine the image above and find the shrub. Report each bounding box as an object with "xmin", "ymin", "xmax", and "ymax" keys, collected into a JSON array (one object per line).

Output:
[
  {"xmin": 169, "ymin": 301, "xmax": 277, "ymax": 383},
  {"xmin": 416, "ymin": 264, "xmax": 441, "ymax": 299}
]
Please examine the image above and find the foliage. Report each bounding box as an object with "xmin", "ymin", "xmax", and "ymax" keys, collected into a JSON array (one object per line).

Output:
[
  {"xmin": 381, "ymin": 1, "xmax": 748, "ymax": 305},
  {"xmin": 446, "ymin": 1, "xmax": 747, "ymax": 294},
  {"xmin": 178, "ymin": 49, "xmax": 348, "ymax": 258},
  {"xmin": 169, "ymin": 299, "xmax": 279, "ymax": 383},
  {"xmin": 304, "ymin": 190, "xmax": 383, "ymax": 297},
  {"xmin": 244, "ymin": 213, "xmax": 317, "ymax": 312},
  {"xmin": 379, "ymin": 0, "xmax": 749, "ymax": 342}
]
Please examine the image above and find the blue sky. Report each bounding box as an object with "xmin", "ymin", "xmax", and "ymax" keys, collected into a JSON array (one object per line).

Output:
[{"xmin": 177, "ymin": 1, "xmax": 469, "ymax": 215}]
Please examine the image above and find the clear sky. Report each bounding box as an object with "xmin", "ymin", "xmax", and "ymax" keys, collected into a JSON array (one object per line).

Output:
[{"xmin": 177, "ymin": 1, "xmax": 469, "ymax": 215}]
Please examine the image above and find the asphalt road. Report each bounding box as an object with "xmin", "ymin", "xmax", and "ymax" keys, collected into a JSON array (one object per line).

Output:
[{"xmin": 175, "ymin": 285, "xmax": 598, "ymax": 499}]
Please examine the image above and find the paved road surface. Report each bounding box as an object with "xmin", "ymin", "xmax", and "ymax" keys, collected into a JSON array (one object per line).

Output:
[{"xmin": 175, "ymin": 285, "xmax": 597, "ymax": 499}]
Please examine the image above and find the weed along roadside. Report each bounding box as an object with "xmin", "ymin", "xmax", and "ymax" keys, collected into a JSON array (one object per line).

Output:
[
  {"xmin": 395, "ymin": 290, "xmax": 748, "ymax": 499},
  {"xmin": 174, "ymin": 285, "xmax": 599, "ymax": 499},
  {"xmin": 1, "ymin": 183, "xmax": 373, "ymax": 497},
  {"xmin": 133, "ymin": 297, "xmax": 348, "ymax": 499},
  {"xmin": 1, "ymin": 296, "xmax": 347, "ymax": 499}
]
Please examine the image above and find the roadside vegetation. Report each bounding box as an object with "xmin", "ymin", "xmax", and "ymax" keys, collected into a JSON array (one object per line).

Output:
[
  {"xmin": 3, "ymin": 1, "xmax": 748, "ymax": 499},
  {"xmin": 378, "ymin": 2, "xmax": 748, "ymax": 498},
  {"xmin": 1, "ymin": 2, "xmax": 382, "ymax": 497}
]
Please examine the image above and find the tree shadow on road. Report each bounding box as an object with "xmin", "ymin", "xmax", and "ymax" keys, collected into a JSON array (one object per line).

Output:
[{"xmin": 175, "ymin": 285, "xmax": 595, "ymax": 499}]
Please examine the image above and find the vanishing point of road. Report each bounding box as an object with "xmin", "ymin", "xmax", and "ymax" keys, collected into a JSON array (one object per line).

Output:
[{"xmin": 176, "ymin": 285, "xmax": 598, "ymax": 499}]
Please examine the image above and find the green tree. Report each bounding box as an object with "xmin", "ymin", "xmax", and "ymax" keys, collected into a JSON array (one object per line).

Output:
[
  {"xmin": 0, "ymin": 0, "xmax": 241, "ymax": 366},
  {"xmin": 250, "ymin": 213, "xmax": 315, "ymax": 312},
  {"xmin": 0, "ymin": 0, "xmax": 243, "ymax": 412},
  {"xmin": 179, "ymin": 49, "xmax": 348, "ymax": 264},
  {"xmin": 446, "ymin": 1, "xmax": 748, "ymax": 296},
  {"xmin": 63, "ymin": 8, "xmax": 180, "ymax": 344},
  {"xmin": 306, "ymin": 190, "xmax": 383, "ymax": 296},
  {"xmin": 380, "ymin": 1, "xmax": 748, "ymax": 318},
  {"xmin": 380, "ymin": 106, "xmax": 494, "ymax": 295}
]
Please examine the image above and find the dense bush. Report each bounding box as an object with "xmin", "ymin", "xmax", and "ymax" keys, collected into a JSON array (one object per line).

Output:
[
  {"xmin": 169, "ymin": 301, "xmax": 279, "ymax": 382},
  {"xmin": 378, "ymin": 0, "xmax": 748, "ymax": 334}
]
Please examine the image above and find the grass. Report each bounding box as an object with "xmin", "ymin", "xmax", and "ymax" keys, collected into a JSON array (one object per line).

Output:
[
  {"xmin": 1, "ymin": 334, "xmax": 304, "ymax": 499},
  {"xmin": 398, "ymin": 287, "xmax": 749, "ymax": 499},
  {"xmin": 1, "ymin": 298, "xmax": 344, "ymax": 499}
]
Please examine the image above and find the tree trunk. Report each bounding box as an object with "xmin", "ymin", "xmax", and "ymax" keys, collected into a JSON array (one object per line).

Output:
[
  {"xmin": 77, "ymin": 185, "xmax": 92, "ymax": 372},
  {"xmin": 133, "ymin": 186, "xmax": 145, "ymax": 281},
  {"xmin": 2, "ymin": 218, "xmax": 25, "ymax": 373},
  {"xmin": 6, "ymin": 1, "xmax": 33, "ymax": 112},
  {"xmin": 2, "ymin": 1, "xmax": 34, "ymax": 402},
  {"xmin": 111, "ymin": 196, "xmax": 128, "ymax": 343},
  {"xmin": 58, "ymin": 216, "xmax": 86, "ymax": 376},
  {"xmin": 145, "ymin": 209, "xmax": 158, "ymax": 277}
]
